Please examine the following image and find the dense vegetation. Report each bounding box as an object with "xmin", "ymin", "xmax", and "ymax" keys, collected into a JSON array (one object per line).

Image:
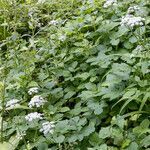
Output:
[{"xmin": 0, "ymin": 0, "xmax": 150, "ymax": 149}]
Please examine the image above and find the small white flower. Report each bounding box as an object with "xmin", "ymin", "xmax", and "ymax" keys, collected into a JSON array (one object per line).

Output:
[
  {"xmin": 6, "ymin": 99, "xmax": 20, "ymax": 108},
  {"xmin": 127, "ymin": 6, "xmax": 140, "ymax": 14},
  {"xmin": 28, "ymin": 95, "xmax": 46, "ymax": 108},
  {"xmin": 59, "ymin": 35, "xmax": 66, "ymax": 41},
  {"xmin": 49, "ymin": 20, "xmax": 58, "ymax": 26},
  {"xmin": 120, "ymin": 14, "xmax": 145, "ymax": 28},
  {"xmin": 103, "ymin": 0, "xmax": 117, "ymax": 8},
  {"xmin": 25, "ymin": 112, "xmax": 43, "ymax": 122},
  {"xmin": 28, "ymin": 87, "xmax": 39, "ymax": 95},
  {"xmin": 40, "ymin": 121, "xmax": 55, "ymax": 135}
]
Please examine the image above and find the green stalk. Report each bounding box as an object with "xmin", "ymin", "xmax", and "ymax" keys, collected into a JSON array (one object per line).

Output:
[{"xmin": 0, "ymin": 77, "xmax": 6, "ymax": 143}]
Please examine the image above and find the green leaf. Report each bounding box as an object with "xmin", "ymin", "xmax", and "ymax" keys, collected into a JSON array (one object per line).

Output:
[
  {"xmin": 121, "ymin": 139, "xmax": 131, "ymax": 149},
  {"xmin": 127, "ymin": 142, "xmax": 139, "ymax": 150},
  {"xmin": 99, "ymin": 127, "xmax": 111, "ymax": 139},
  {"xmin": 75, "ymin": 72, "xmax": 90, "ymax": 80},
  {"xmin": 59, "ymin": 107, "xmax": 70, "ymax": 112},
  {"xmin": 27, "ymin": 81, "xmax": 39, "ymax": 87},
  {"xmin": 141, "ymin": 135, "xmax": 150, "ymax": 148},
  {"xmin": 64, "ymin": 91, "xmax": 76, "ymax": 99},
  {"xmin": 110, "ymin": 39, "xmax": 120, "ymax": 46},
  {"xmin": 6, "ymin": 105, "xmax": 30, "ymax": 110},
  {"xmin": 37, "ymin": 143, "xmax": 48, "ymax": 150},
  {"xmin": 54, "ymin": 135, "xmax": 65, "ymax": 143},
  {"xmin": 140, "ymin": 119, "xmax": 150, "ymax": 129},
  {"xmin": 89, "ymin": 133, "xmax": 102, "ymax": 146},
  {"xmin": 129, "ymin": 36, "xmax": 137, "ymax": 43},
  {"xmin": 87, "ymin": 100, "xmax": 104, "ymax": 115}
]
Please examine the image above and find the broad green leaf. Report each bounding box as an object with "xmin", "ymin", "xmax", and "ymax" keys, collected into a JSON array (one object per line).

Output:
[
  {"xmin": 99, "ymin": 127, "xmax": 111, "ymax": 139},
  {"xmin": 141, "ymin": 135, "xmax": 150, "ymax": 148}
]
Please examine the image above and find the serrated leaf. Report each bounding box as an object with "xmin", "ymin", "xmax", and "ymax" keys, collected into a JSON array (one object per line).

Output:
[
  {"xmin": 141, "ymin": 135, "xmax": 150, "ymax": 148},
  {"xmin": 99, "ymin": 127, "xmax": 111, "ymax": 139},
  {"xmin": 110, "ymin": 39, "xmax": 120, "ymax": 46}
]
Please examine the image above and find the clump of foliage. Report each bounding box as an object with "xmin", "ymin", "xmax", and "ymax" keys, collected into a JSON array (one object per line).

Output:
[{"xmin": 0, "ymin": 0, "xmax": 150, "ymax": 149}]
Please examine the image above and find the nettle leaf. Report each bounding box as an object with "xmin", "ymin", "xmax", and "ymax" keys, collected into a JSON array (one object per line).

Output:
[
  {"xmin": 111, "ymin": 116, "xmax": 126, "ymax": 129},
  {"xmin": 97, "ymin": 21, "xmax": 119, "ymax": 32},
  {"xmin": 37, "ymin": 143, "xmax": 48, "ymax": 150},
  {"xmin": 89, "ymin": 133, "xmax": 102, "ymax": 146},
  {"xmin": 129, "ymin": 36, "xmax": 137, "ymax": 43},
  {"xmin": 121, "ymin": 139, "xmax": 131, "ymax": 149},
  {"xmin": 127, "ymin": 142, "xmax": 139, "ymax": 150},
  {"xmin": 55, "ymin": 120, "xmax": 69, "ymax": 133},
  {"xmin": 75, "ymin": 72, "xmax": 90, "ymax": 80},
  {"xmin": 140, "ymin": 119, "xmax": 150, "ymax": 129},
  {"xmin": 81, "ymin": 122, "xmax": 95, "ymax": 137},
  {"xmin": 79, "ymin": 91, "xmax": 96, "ymax": 100},
  {"xmin": 115, "ymin": 26, "xmax": 129, "ymax": 38},
  {"xmin": 27, "ymin": 81, "xmax": 39, "ymax": 87},
  {"xmin": 98, "ymin": 144, "xmax": 107, "ymax": 150},
  {"xmin": 59, "ymin": 107, "xmax": 70, "ymax": 112},
  {"xmin": 141, "ymin": 135, "xmax": 150, "ymax": 148},
  {"xmin": 99, "ymin": 127, "xmax": 111, "ymax": 139},
  {"xmin": 53, "ymin": 135, "xmax": 65, "ymax": 143},
  {"xmin": 100, "ymin": 84, "xmax": 124, "ymax": 100},
  {"xmin": 64, "ymin": 91, "xmax": 76, "ymax": 99},
  {"xmin": 141, "ymin": 61, "xmax": 149, "ymax": 75},
  {"xmin": 85, "ymin": 82, "xmax": 97, "ymax": 91},
  {"xmin": 68, "ymin": 121, "xmax": 95, "ymax": 143},
  {"xmin": 110, "ymin": 39, "xmax": 120, "ymax": 46},
  {"xmin": 87, "ymin": 100, "xmax": 106, "ymax": 115},
  {"xmin": 111, "ymin": 63, "xmax": 131, "ymax": 80}
]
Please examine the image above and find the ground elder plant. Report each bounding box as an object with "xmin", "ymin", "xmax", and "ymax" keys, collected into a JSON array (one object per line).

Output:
[{"xmin": 0, "ymin": 0, "xmax": 150, "ymax": 149}]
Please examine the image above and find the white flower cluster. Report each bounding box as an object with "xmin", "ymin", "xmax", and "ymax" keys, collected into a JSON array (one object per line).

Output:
[
  {"xmin": 40, "ymin": 121, "xmax": 55, "ymax": 135},
  {"xmin": 49, "ymin": 20, "xmax": 59, "ymax": 26},
  {"xmin": 28, "ymin": 87, "xmax": 39, "ymax": 95},
  {"xmin": 6, "ymin": 99, "xmax": 20, "ymax": 108},
  {"xmin": 120, "ymin": 14, "xmax": 145, "ymax": 28},
  {"xmin": 25, "ymin": 87, "xmax": 55, "ymax": 134},
  {"xmin": 25, "ymin": 112, "xmax": 43, "ymax": 122},
  {"xmin": 127, "ymin": 5, "xmax": 140, "ymax": 14},
  {"xmin": 28, "ymin": 95, "xmax": 46, "ymax": 108},
  {"xmin": 103, "ymin": 0, "xmax": 117, "ymax": 8}
]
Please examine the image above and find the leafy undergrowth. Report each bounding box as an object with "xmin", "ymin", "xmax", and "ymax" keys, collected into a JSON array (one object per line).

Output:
[{"xmin": 0, "ymin": 0, "xmax": 150, "ymax": 150}]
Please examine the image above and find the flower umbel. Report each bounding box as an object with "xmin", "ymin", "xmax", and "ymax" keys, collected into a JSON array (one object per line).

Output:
[
  {"xmin": 28, "ymin": 87, "xmax": 39, "ymax": 95},
  {"xmin": 28, "ymin": 95, "xmax": 46, "ymax": 108},
  {"xmin": 120, "ymin": 14, "xmax": 145, "ymax": 28},
  {"xmin": 103, "ymin": 0, "xmax": 117, "ymax": 8},
  {"xmin": 25, "ymin": 112, "xmax": 43, "ymax": 122},
  {"xmin": 127, "ymin": 6, "xmax": 140, "ymax": 14},
  {"xmin": 6, "ymin": 99, "xmax": 20, "ymax": 108},
  {"xmin": 40, "ymin": 121, "xmax": 55, "ymax": 135}
]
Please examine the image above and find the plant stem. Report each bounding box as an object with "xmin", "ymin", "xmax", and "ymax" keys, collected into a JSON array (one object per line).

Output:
[{"xmin": 1, "ymin": 78, "xmax": 6, "ymax": 143}]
